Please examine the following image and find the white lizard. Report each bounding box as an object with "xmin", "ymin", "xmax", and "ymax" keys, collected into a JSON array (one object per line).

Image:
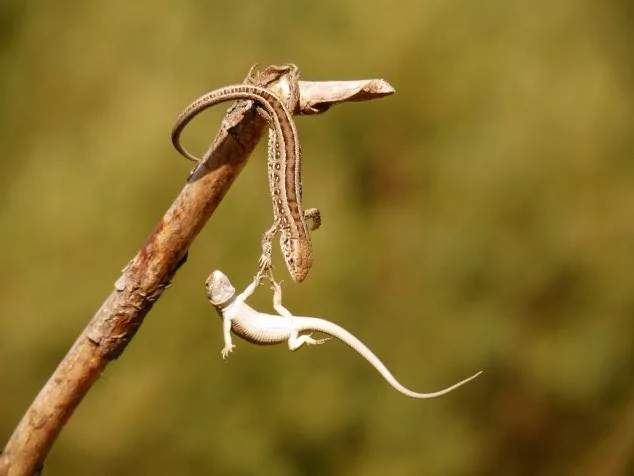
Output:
[{"xmin": 206, "ymin": 270, "xmax": 482, "ymax": 399}]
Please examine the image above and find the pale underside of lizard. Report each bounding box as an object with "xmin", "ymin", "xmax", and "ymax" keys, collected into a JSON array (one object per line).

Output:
[
  {"xmin": 171, "ymin": 65, "xmax": 319, "ymax": 282},
  {"xmin": 206, "ymin": 270, "xmax": 483, "ymax": 400}
]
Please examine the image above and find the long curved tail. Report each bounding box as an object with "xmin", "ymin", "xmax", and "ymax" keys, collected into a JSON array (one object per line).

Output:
[{"xmin": 295, "ymin": 317, "xmax": 482, "ymax": 399}]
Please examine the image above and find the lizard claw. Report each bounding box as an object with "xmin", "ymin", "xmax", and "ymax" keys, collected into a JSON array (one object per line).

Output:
[
  {"xmin": 221, "ymin": 344, "xmax": 236, "ymax": 359},
  {"xmin": 303, "ymin": 334, "xmax": 331, "ymax": 345},
  {"xmin": 270, "ymin": 280, "xmax": 283, "ymax": 293},
  {"xmin": 257, "ymin": 255, "xmax": 271, "ymax": 271}
]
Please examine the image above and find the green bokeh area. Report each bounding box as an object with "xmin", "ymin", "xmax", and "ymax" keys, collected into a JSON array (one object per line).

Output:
[{"xmin": 1, "ymin": 1, "xmax": 633, "ymax": 475}]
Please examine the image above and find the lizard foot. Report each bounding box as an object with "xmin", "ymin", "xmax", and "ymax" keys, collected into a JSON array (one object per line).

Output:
[
  {"xmin": 221, "ymin": 344, "xmax": 236, "ymax": 359},
  {"xmin": 303, "ymin": 333, "xmax": 331, "ymax": 345},
  {"xmin": 304, "ymin": 208, "xmax": 321, "ymax": 231},
  {"xmin": 270, "ymin": 279, "xmax": 284, "ymax": 294},
  {"xmin": 256, "ymin": 259, "xmax": 276, "ymax": 285},
  {"xmin": 289, "ymin": 333, "xmax": 331, "ymax": 351},
  {"xmin": 257, "ymin": 255, "xmax": 272, "ymax": 273}
]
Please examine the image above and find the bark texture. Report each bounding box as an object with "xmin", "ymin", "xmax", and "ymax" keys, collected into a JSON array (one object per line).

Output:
[{"xmin": 0, "ymin": 65, "xmax": 393, "ymax": 476}]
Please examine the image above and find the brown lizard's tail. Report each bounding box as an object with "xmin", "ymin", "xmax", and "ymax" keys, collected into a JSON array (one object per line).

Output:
[{"xmin": 295, "ymin": 317, "xmax": 482, "ymax": 399}]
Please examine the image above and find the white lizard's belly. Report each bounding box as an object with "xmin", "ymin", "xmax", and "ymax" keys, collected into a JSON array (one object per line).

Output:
[{"xmin": 231, "ymin": 313, "xmax": 291, "ymax": 345}]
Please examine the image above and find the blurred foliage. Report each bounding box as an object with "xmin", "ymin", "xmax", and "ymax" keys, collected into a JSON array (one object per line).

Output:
[{"xmin": 1, "ymin": 1, "xmax": 633, "ymax": 475}]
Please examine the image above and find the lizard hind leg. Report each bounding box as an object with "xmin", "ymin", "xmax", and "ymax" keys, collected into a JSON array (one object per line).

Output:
[
  {"xmin": 303, "ymin": 208, "xmax": 321, "ymax": 231},
  {"xmin": 288, "ymin": 330, "xmax": 331, "ymax": 351}
]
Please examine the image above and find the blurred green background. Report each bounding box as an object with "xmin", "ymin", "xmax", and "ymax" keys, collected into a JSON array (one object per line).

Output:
[{"xmin": 1, "ymin": 1, "xmax": 633, "ymax": 475}]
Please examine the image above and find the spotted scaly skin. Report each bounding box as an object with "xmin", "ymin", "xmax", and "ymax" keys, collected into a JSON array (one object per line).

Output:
[{"xmin": 171, "ymin": 77, "xmax": 320, "ymax": 282}]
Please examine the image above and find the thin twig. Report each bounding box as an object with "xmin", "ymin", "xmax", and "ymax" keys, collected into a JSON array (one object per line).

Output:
[{"xmin": 0, "ymin": 65, "xmax": 394, "ymax": 476}]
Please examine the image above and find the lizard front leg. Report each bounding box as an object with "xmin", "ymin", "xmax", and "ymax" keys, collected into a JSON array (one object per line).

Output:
[
  {"xmin": 236, "ymin": 275, "xmax": 260, "ymax": 302},
  {"xmin": 220, "ymin": 315, "xmax": 235, "ymax": 359},
  {"xmin": 271, "ymin": 279, "xmax": 293, "ymax": 317}
]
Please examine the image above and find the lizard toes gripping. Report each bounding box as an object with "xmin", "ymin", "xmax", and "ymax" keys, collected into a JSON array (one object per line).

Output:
[{"xmin": 221, "ymin": 344, "xmax": 236, "ymax": 359}]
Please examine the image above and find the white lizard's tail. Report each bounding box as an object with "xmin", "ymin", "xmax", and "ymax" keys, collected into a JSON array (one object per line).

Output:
[{"xmin": 295, "ymin": 317, "xmax": 482, "ymax": 399}]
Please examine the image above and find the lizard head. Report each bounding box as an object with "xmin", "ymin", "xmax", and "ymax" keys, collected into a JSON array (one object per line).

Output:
[
  {"xmin": 285, "ymin": 238, "xmax": 313, "ymax": 283},
  {"xmin": 205, "ymin": 270, "xmax": 236, "ymax": 307}
]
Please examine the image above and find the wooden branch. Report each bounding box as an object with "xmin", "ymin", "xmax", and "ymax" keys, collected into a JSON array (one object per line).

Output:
[{"xmin": 0, "ymin": 65, "xmax": 394, "ymax": 476}]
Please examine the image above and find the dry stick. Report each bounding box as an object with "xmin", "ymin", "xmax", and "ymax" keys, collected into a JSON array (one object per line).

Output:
[{"xmin": 0, "ymin": 66, "xmax": 394, "ymax": 476}]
